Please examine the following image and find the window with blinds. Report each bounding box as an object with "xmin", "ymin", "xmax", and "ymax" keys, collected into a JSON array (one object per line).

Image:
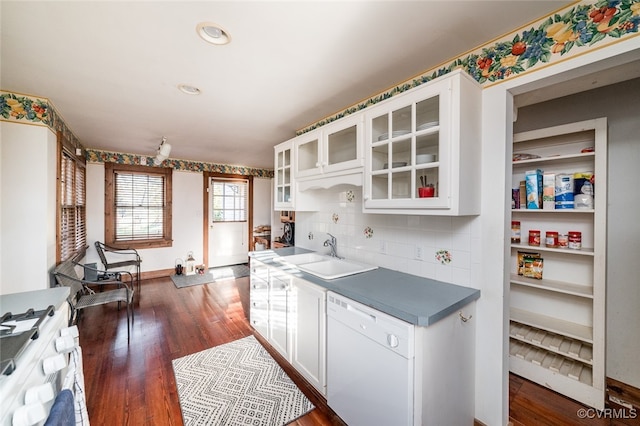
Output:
[
  {"xmin": 59, "ymin": 151, "xmax": 86, "ymax": 261},
  {"xmin": 115, "ymin": 172, "xmax": 165, "ymax": 240},
  {"xmin": 211, "ymin": 179, "xmax": 248, "ymax": 222},
  {"xmin": 105, "ymin": 163, "xmax": 172, "ymax": 249}
]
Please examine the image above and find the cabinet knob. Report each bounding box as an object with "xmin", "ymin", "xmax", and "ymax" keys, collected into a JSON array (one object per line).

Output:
[{"xmin": 315, "ymin": 162, "xmax": 321, "ymax": 167}]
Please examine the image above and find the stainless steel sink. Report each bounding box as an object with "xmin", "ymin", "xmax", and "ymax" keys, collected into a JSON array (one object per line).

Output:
[{"xmin": 276, "ymin": 252, "xmax": 377, "ymax": 279}]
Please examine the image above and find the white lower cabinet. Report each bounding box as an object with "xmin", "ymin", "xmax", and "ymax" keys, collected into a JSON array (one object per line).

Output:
[
  {"xmin": 249, "ymin": 260, "xmax": 327, "ymax": 395},
  {"xmin": 267, "ymin": 268, "xmax": 291, "ymax": 360},
  {"xmin": 290, "ymin": 277, "xmax": 326, "ymax": 395}
]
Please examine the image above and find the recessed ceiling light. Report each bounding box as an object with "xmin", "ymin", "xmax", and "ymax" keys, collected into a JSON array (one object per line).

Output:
[
  {"xmin": 178, "ymin": 84, "xmax": 201, "ymax": 95},
  {"xmin": 196, "ymin": 22, "xmax": 231, "ymax": 45}
]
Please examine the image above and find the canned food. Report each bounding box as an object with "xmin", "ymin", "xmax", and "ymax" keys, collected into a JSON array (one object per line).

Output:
[
  {"xmin": 545, "ymin": 231, "xmax": 559, "ymax": 248},
  {"xmin": 558, "ymin": 234, "xmax": 569, "ymax": 248},
  {"xmin": 528, "ymin": 230, "xmax": 541, "ymax": 246},
  {"xmin": 511, "ymin": 221, "xmax": 521, "ymax": 243},
  {"xmin": 568, "ymin": 231, "xmax": 582, "ymax": 250}
]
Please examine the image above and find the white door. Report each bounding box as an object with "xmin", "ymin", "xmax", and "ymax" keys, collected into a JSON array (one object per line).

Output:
[{"xmin": 208, "ymin": 177, "xmax": 249, "ymax": 267}]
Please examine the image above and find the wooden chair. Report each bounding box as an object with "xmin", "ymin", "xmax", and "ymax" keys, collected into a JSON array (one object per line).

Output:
[
  {"xmin": 94, "ymin": 241, "xmax": 141, "ymax": 298},
  {"xmin": 53, "ymin": 260, "xmax": 134, "ymax": 342}
]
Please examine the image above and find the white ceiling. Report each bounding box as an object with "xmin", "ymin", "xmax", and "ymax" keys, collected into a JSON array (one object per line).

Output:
[{"xmin": 1, "ymin": 1, "xmax": 573, "ymax": 169}]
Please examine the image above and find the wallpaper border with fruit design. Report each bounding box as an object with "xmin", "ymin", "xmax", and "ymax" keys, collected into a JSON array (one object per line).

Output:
[
  {"xmin": 298, "ymin": 0, "xmax": 640, "ymax": 135},
  {"xmin": 0, "ymin": 92, "xmax": 273, "ymax": 177},
  {"xmin": 85, "ymin": 149, "xmax": 274, "ymax": 178},
  {"xmin": 3, "ymin": 0, "xmax": 638, "ymax": 171},
  {"xmin": 0, "ymin": 91, "xmax": 84, "ymax": 153}
]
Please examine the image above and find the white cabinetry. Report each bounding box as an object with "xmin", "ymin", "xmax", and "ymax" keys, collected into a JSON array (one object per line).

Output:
[
  {"xmin": 249, "ymin": 260, "xmax": 327, "ymax": 395},
  {"xmin": 249, "ymin": 260, "xmax": 270, "ymax": 337},
  {"xmin": 274, "ymin": 140, "xmax": 294, "ymax": 210},
  {"xmin": 295, "ymin": 114, "xmax": 363, "ymax": 184},
  {"xmin": 290, "ymin": 277, "xmax": 326, "ymax": 395},
  {"xmin": 509, "ymin": 118, "xmax": 607, "ymax": 410},
  {"xmin": 363, "ymin": 69, "xmax": 481, "ymax": 215}
]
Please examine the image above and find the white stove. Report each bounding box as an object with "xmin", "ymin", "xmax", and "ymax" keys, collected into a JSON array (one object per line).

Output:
[{"xmin": 0, "ymin": 288, "xmax": 73, "ymax": 426}]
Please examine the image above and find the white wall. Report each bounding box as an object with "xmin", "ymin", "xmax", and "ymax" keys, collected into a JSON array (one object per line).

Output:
[
  {"xmin": 513, "ymin": 77, "xmax": 640, "ymax": 388},
  {"xmin": 85, "ymin": 164, "xmax": 204, "ymax": 271},
  {"xmin": 253, "ymin": 177, "xmax": 272, "ymax": 228},
  {"xmin": 294, "ymin": 184, "xmax": 481, "ymax": 284},
  {"xmin": 0, "ymin": 122, "xmax": 57, "ymax": 294}
]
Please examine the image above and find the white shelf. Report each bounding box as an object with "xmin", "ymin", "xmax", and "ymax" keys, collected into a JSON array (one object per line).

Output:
[
  {"xmin": 510, "ymin": 307, "xmax": 592, "ymax": 344},
  {"xmin": 511, "ymin": 243, "xmax": 594, "ymax": 256},
  {"xmin": 511, "ymin": 208, "xmax": 594, "ymax": 214},
  {"xmin": 512, "ymin": 152, "xmax": 595, "ymax": 167},
  {"xmin": 509, "ymin": 323, "xmax": 593, "ymax": 365},
  {"xmin": 509, "ymin": 118, "xmax": 606, "ymax": 411},
  {"xmin": 510, "ymin": 274, "xmax": 593, "ymax": 299}
]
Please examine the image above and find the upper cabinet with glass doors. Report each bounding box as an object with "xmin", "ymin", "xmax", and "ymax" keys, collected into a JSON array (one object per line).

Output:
[
  {"xmin": 294, "ymin": 114, "xmax": 363, "ymax": 180},
  {"xmin": 363, "ymin": 69, "xmax": 482, "ymax": 215},
  {"xmin": 274, "ymin": 140, "xmax": 294, "ymax": 210}
]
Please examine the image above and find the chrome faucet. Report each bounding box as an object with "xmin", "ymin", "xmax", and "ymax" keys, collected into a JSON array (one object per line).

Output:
[{"xmin": 324, "ymin": 233, "xmax": 339, "ymax": 258}]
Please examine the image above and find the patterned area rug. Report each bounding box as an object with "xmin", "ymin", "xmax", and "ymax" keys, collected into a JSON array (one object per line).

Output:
[
  {"xmin": 172, "ymin": 335, "xmax": 314, "ymax": 425},
  {"xmin": 171, "ymin": 264, "xmax": 250, "ymax": 288}
]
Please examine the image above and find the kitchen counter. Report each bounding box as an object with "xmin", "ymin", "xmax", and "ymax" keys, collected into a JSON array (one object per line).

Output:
[
  {"xmin": 249, "ymin": 248, "xmax": 480, "ymax": 326},
  {"xmin": 0, "ymin": 287, "xmax": 69, "ymax": 313}
]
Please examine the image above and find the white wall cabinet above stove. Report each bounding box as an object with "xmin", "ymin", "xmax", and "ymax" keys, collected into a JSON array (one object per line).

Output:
[{"xmin": 274, "ymin": 140, "xmax": 294, "ymax": 210}]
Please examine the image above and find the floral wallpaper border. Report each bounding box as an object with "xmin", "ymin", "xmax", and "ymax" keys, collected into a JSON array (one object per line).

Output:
[
  {"xmin": 0, "ymin": 92, "xmax": 273, "ymax": 177},
  {"xmin": 298, "ymin": 0, "xmax": 640, "ymax": 135},
  {"xmin": 86, "ymin": 149, "xmax": 274, "ymax": 177},
  {"xmin": 0, "ymin": 91, "xmax": 85, "ymax": 153},
  {"xmin": 4, "ymin": 0, "xmax": 639, "ymax": 164}
]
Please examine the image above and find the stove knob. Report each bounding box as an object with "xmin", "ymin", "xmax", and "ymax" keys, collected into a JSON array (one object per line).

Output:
[
  {"xmin": 55, "ymin": 335, "xmax": 76, "ymax": 353},
  {"xmin": 60, "ymin": 325, "xmax": 79, "ymax": 338},
  {"xmin": 42, "ymin": 353, "xmax": 67, "ymax": 375},
  {"xmin": 12, "ymin": 402, "xmax": 46, "ymax": 426},
  {"xmin": 24, "ymin": 383, "xmax": 54, "ymax": 404}
]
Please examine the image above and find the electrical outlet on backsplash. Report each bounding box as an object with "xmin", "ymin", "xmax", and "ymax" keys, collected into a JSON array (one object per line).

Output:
[{"xmin": 292, "ymin": 187, "xmax": 481, "ymax": 286}]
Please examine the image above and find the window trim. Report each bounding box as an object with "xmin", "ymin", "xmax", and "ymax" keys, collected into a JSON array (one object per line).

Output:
[
  {"xmin": 104, "ymin": 162, "xmax": 173, "ymax": 249},
  {"xmin": 210, "ymin": 177, "xmax": 249, "ymax": 223},
  {"xmin": 56, "ymin": 132, "xmax": 87, "ymax": 262}
]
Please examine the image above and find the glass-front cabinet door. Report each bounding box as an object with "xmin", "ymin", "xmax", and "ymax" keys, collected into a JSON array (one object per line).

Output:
[
  {"xmin": 322, "ymin": 114, "xmax": 363, "ymax": 175},
  {"xmin": 365, "ymin": 79, "xmax": 451, "ymax": 209},
  {"xmin": 363, "ymin": 69, "xmax": 481, "ymax": 215},
  {"xmin": 274, "ymin": 140, "xmax": 294, "ymax": 210},
  {"xmin": 294, "ymin": 130, "xmax": 321, "ymax": 178},
  {"xmin": 294, "ymin": 114, "xmax": 363, "ymax": 180}
]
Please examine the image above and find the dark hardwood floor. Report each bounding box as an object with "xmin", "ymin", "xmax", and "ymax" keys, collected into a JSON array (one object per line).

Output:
[{"xmin": 77, "ymin": 277, "xmax": 636, "ymax": 425}]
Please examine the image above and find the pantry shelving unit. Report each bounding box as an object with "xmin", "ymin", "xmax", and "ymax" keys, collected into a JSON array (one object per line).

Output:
[{"xmin": 509, "ymin": 118, "xmax": 607, "ymax": 410}]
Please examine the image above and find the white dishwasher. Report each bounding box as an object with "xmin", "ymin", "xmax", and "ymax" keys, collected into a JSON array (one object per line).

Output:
[{"xmin": 327, "ymin": 291, "xmax": 415, "ymax": 426}]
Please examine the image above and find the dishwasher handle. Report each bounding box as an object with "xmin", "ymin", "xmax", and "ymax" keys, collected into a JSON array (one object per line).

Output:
[{"xmin": 347, "ymin": 303, "xmax": 376, "ymax": 322}]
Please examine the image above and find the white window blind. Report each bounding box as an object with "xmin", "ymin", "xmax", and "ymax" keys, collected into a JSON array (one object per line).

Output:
[
  {"xmin": 211, "ymin": 179, "xmax": 248, "ymax": 222},
  {"xmin": 60, "ymin": 151, "xmax": 86, "ymax": 261},
  {"xmin": 115, "ymin": 171, "xmax": 165, "ymax": 241}
]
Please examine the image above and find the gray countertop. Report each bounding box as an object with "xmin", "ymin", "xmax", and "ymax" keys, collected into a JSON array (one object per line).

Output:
[
  {"xmin": 249, "ymin": 248, "xmax": 480, "ymax": 327},
  {"xmin": 0, "ymin": 287, "xmax": 69, "ymax": 313}
]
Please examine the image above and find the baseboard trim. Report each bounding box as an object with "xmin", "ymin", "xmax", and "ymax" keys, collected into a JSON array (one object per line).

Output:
[
  {"xmin": 139, "ymin": 268, "xmax": 173, "ymax": 280},
  {"xmin": 607, "ymin": 377, "xmax": 640, "ymax": 415}
]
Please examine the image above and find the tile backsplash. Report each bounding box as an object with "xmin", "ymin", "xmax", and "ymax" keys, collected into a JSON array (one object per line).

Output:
[{"xmin": 294, "ymin": 186, "xmax": 481, "ymax": 286}]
